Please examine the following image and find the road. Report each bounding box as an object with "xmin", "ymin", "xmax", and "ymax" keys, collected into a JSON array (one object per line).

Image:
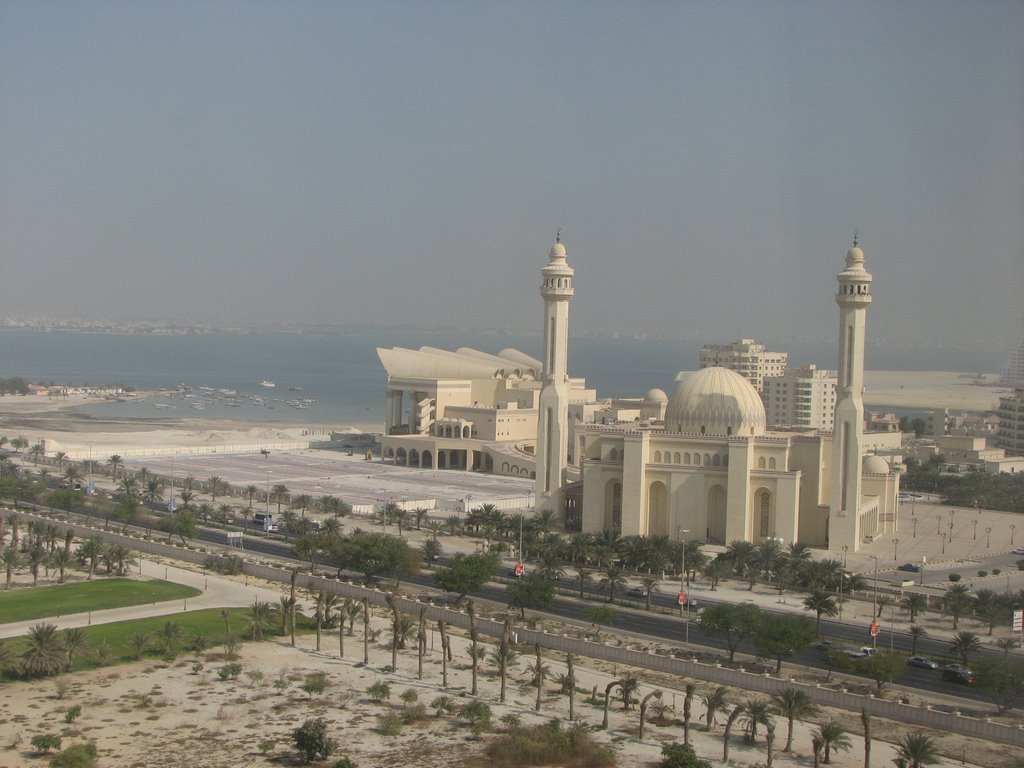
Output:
[{"xmin": 48, "ymin": 501, "xmax": 995, "ymax": 704}]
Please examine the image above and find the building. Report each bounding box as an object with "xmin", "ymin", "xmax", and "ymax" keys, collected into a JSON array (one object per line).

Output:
[
  {"xmin": 1001, "ymin": 319, "xmax": 1024, "ymax": 387},
  {"xmin": 699, "ymin": 338, "xmax": 787, "ymax": 391},
  {"xmin": 575, "ymin": 241, "xmax": 899, "ymax": 552},
  {"xmin": 763, "ymin": 365, "xmax": 837, "ymax": 430},
  {"xmin": 993, "ymin": 388, "xmax": 1024, "ymax": 457}
]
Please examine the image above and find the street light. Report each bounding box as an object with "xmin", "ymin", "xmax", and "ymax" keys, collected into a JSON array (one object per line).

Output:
[
  {"xmin": 677, "ymin": 527, "xmax": 691, "ymax": 645},
  {"xmin": 973, "ymin": 519, "xmax": 978, "ymax": 540},
  {"xmin": 941, "ymin": 532, "xmax": 947, "ymax": 555},
  {"xmin": 935, "ymin": 514, "xmax": 942, "ymax": 535},
  {"xmin": 870, "ymin": 555, "xmax": 879, "ymax": 648},
  {"xmin": 893, "ymin": 538, "xmax": 899, "ymax": 561},
  {"xmin": 985, "ymin": 527, "xmax": 992, "ymax": 549},
  {"xmin": 912, "ymin": 516, "xmax": 917, "ymax": 538},
  {"xmin": 1012, "ymin": 524, "xmax": 1017, "ymax": 546}
]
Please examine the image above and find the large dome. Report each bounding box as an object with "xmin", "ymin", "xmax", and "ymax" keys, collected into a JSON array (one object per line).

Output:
[{"xmin": 665, "ymin": 367, "xmax": 766, "ymax": 436}]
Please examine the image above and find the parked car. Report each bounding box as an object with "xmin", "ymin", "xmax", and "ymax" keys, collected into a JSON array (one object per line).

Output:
[
  {"xmin": 906, "ymin": 656, "xmax": 939, "ymax": 670},
  {"xmin": 942, "ymin": 667, "xmax": 975, "ymax": 684},
  {"xmin": 897, "ymin": 563, "xmax": 921, "ymax": 572},
  {"xmin": 1013, "ymin": 547, "xmax": 1024, "ymax": 556},
  {"xmin": 625, "ymin": 587, "xmax": 647, "ymax": 598}
]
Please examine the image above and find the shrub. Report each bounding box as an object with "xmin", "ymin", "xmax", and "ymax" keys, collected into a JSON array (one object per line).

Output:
[
  {"xmin": 217, "ymin": 663, "xmax": 242, "ymax": 681},
  {"xmin": 401, "ymin": 704, "xmax": 427, "ymax": 724},
  {"xmin": 500, "ymin": 713, "xmax": 522, "ymax": 731},
  {"xmin": 458, "ymin": 701, "xmax": 493, "ymax": 734},
  {"xmin": 484, "ymin": 719, "xmax": 615, "ymax": 767},
  {"xmin": 257, "ymin": 740, "xmax": 276, "ymax": 755},
  {"xmin": 301, "ymin": 672, "xmax": 328, "ymax": 698},
  {"xmin": 204, "ymin": 555, "xmax": 244, "ymax": 575},
  {"xmin": 659, "ymin": 742, "xmax": 712, "ymax": 768},
  {"xmin": 949, "ymin": 573, "xmax": 962, "ymax": 582},
  {"xmin": 48, "ymin": 742, "xmax": 97, "ymax": 768},
  {"xmin": 191, "ymin": 662, "xmax": 204, "ymax": 675},
  {"xmin": 293, "ymin": 718, "xmax": 337, "ymax": 764},
  {"xmin": 978, "ymin": 570, "xmax": 988, "ymax": 578},
  {"xmin": 332, "ymin": 757, "xmax": 358, "ymax": 768},
  {"xmin": 366, "ymin": 681, "xmax": 391, "ymax": 703},
  {"xmin": 64, "ymin": 705, "xmax": 82, "ymax": 724},
  {"xmin": 377, "ymin": 711, "xmax": 403, "ymax": 736},
  {"xmin": 400, "ymin": 688, "xmax": 419, "ymax": 706},
  {"xmin": 992, "ymin": 568, "xmax": 1001, "ymax": 576},
  {"xmin": 31, "ymin": 734, "xmax": 62, "ymax": 754},
  {"xmin": 430, "ymin": 695, "xmax": 456, "ymax": 716}
]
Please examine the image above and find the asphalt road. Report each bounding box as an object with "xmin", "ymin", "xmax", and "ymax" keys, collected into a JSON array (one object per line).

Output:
[{"xmin": 57, "ymin": 502, "xmax": 993, "ymax": 704}]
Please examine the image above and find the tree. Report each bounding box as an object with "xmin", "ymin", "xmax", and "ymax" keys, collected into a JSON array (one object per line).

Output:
[
  {"xmin": 292, "ymin": 717, "xmax": 337, "ymax": 764},
  {"xmin": 895, "ymin": 732, "xmax": 940, "ymax": 768},
  {"xmin": 1, "ymin": 545, "xmax": 23, "ymax": 589},
  {"xmin": 48, "ymin": 741, "xmax": 97, "ymax": 768},
  {"xmin": 245, "ymin": 484, "xmax": 259, "ymax": 509},
  {"xmin": 698, "ymin": 603, "xmax": 762, "ymax": 663},
  {"xmin": 247, "ymin": 600, "xmax": 274, "ymax": 641},
  {"xmin": 740, "ymin": 698, "xmax": 774, "ymax": 743},
  {"xmin": 582, "ymin": 605, "xmax": 618, "ymax": 635},
  {"xmin": 328, "ymin": 532, "xmax": 419, "ymax": 584},
  {"xmin": 815, "ymin": 719, "xmax": 851, "ymax": 764},
  {"xmin": 61, "ymin": 627, "xmax": 89, "ymax": 671},
  {"xmin": 659, "ymin": 742, "xmax": 712, "ymax": 768},
  {"xmin": 703, "ymin": 686, "xmax": 729, "ymax": 730},
  {"xmin": 21, "ymin": 623, "xmax": 65, "ymax": 678},
  {"xmin": 803, "ymin": 589, "xmax": 839, "ymax": 633},
  {"xmin": 507, "ymin": 573, "xmax": 555, "ymax": 617},
  {"xmin": 973, "ymin": 658, "xmax": 1024, "ymax": 714},
  {"xmin": 771, "ymin": 688, "xmax": 818, "ymax": 752},
  {"xmin": 899, "ymin": 593, "xmax": 928, "ymax": 623},
  {"xmin": 852, "ymin": 652, "xmax": 906, "ymax": 693},
  {"xmin": 270, "ymin": 484, "xmax": 290, "ymax": 514},
  {"xmin": 76, "ymin": 537, "xmax": 106, "ymax": 580},
  {"xmin": 752, "ymin": 614, "xmax": 816, "ymax": 674},
  {"xmin": 949, "ymin": 631, "xmax": 982, "ymax": 666},
  {"xmin": 942, "ymin": 584, "xmax": 974, "ymax": 630},
  {"xmin": 156, "ymin": 620, "xmax": 185, "ymax": 657},
  {"xmin": 433, "ymin": 553, "xmax": 497, "ymax": 602},
  {"xmin": 599, "ymin": 564, "xmax": 628, "ymax": 602}
]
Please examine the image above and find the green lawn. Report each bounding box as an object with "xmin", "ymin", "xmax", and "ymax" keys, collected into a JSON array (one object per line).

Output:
[
  {"xmin": 1, "ymin": 608, "xmax": 316, "ymax": 672},
  {"xmin": 0, "ymin": 578, "xmax": 202, "ymax": 624}
]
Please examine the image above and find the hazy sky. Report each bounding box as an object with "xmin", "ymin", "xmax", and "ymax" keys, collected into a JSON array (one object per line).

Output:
[{"xmin": 2, "ymin": 1, "xmax": 1022, "ymax": 358}]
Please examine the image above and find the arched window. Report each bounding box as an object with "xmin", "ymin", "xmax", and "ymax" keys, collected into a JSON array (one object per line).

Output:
[
  {"xmin": 712, "ymin": 454, "xmax": 721, "ymax": 467},
  {"xmin": 758, "ymin": 457, "xmax": 766, "ymax": 469},
  {"xmin": 704, "ymin": 453, "xmax": 711, "ymax": 466},
  {"xmin": 700, "ymin": 426, "xmax": 706, "ymax": 435},
  {"xmin": 653, "ymin": 450, "xmax": 662, "ymax": 463},
  {"xmin": 769, "ymin": 457, "xmax": 777, "ymax": 470},
  {"xmin": 674, "ymin": 452, "xmax": 681, "ymax": 464},
  {"xmin": 684, "ymin": 452, "xmax": 691, "ymax": 465}
]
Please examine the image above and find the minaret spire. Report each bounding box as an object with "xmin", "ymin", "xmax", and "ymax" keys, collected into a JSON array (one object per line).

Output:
[{"xmin": 536, "ymin": 236, "xmax": 574, "ymax": 519}]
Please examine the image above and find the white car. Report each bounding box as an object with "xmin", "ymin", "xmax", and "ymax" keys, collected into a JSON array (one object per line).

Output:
[{"xmin": 1013, "ymin": 547, "xmax": 1024, "ymax": 556}]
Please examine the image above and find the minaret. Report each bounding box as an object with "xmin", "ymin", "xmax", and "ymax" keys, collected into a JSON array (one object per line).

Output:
[
  {"xmin": 830, "ymin": 236, "xmax": 872, "ymax": 551},
  {"xmin": 535, "ymin": 234, "xmax": 574, "ymax": 517}
]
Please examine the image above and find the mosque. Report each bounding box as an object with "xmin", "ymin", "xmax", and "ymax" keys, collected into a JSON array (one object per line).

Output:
[{"xmin": 378, "ymin": 237, "xmax": 900, "ymax": 552}]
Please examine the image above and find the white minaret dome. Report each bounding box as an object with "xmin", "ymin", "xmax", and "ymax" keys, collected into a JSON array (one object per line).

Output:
[
  {"xmin": 862, "ymin": 454, "xmax": 891, "ymax": 474},
  {"xmin": 549, "ymin": 241, "xmax": 567, "ymax": 260},
  {"xmin": 644, "ymin": 388, "xmax": 669, "ymax": 403},
  {"xmin": 846, "ymin": 244, "xmax": 865, "ymax": 266},
  {"xmin": 665, "ymin": 367, "xmax": 766, "ymax": 436}
]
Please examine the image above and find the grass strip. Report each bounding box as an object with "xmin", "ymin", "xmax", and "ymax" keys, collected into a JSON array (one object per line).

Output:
[{"xmin": 0, "ymin": 578, "xmax": 202, "ymax": 624}]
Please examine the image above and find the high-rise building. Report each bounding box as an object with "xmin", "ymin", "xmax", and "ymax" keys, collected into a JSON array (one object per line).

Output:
[
  {"xmin": 831, "ymin": 239, "xmax": 873, "ymax": 547},
  {"xmin": 699, "ymin": 338, "xmax": 787, "ymax": 391},
  {"xmin": 763, "ymin": 365, "xmax": 837, "ymax": 429},
  {"xmin": 535, "ymin": 235, "xmax": 574, "ymax": 515},
  {"xmin": 993, "ymin": 388, "xmax": 1024, "ymax": 457},
  {"xmin": 1002, "ymin": 319, "xmax": 1024, "ymax": 387}
]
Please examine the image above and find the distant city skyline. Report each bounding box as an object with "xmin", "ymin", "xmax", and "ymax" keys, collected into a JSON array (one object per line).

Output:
[{"xmin": 1, "ymin": 2, "xmax": 1021, "ymax": 360}]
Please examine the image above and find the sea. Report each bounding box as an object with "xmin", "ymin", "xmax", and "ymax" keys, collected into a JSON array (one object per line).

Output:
[{"xmin": 0, "ymin": 328, "xmax": 1002, "ymax": 428}]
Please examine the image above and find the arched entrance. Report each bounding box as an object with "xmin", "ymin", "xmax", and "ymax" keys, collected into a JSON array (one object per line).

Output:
[
  {"xmin": 648, "ymin": 481, "xmax": 668, "ymax": 537},
  {"xmin": 707, "ymin": 484, "xmax": 727, "ymax": 543},
  {"xmin": 421, "ymin": 450, "xmax": 432, "ymax": 469}
]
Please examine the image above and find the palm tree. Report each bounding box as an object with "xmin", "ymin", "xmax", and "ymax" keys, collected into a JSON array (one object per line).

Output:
[
  {"xmin": 207, "ymin": 476, "xmax": 224, "ymax": 502},
  {"xmin": 104, "ymin": 545, "xmax": 135, "ymax": 576},
  {"xmin": 772, "ymin": 688, "xmax": 818, "ymax": 752},
  {"xmin": 107, "ymin": 454, "xmax": 123, "ymax": 478},
  {"xmin": 725, "ymin": 540, "xmax": 757, "ymax": 588},
  {"xmin": 575, "ymin": 567, "xmax": 593, "ymax": 598},
  {"xmin": 156, "ymin": 620, "xmax": 185, "ymax": 657},
  {"xmin": 815, "ymin": 719, "xmax": 851, "ymax": 764},
  {"xmin": 21, "ymin": 623, "xmax": 65, "ymax": 678},
  {"xmin": 247, "ymin": 600, "xmax": 274, "ymax": 641},
  {"xmin": 600, "ymin": 564, "xmax": 627, "ymax": 603},
  {"xmin": 740, "ymin": 698, "xmax": 774, "ymax": 743},
  {"xmin": 704, "ymin": 557, "xmax": 732, "ymax": 590},
  {"xmin": 50, "ymin": 548, "xmax": 71, "ymax": 584},
  {"xmin": 61, "ymin": 627, "xmax": 89, "ymax": 671},
  {"xmin": 899, "ymin": 593, "xmax": 928, "ymax": 623},
  {"xmin": 895, "ymin": 732, "xmax": 940, "ymax": 768},
  {"xmin": 270, "ymin": 484, "xmax": 289, "ymax": 514},
  {"xmin": 803, "ymin": 589, "xmax": 839, "ymax": 632},
  {"xmin": 909, "ymin": 624, "xmax": 928, "ymax": 655},
  {"xmin": 704, "ymin": 686, "xmax": 729, "ymax": 730},
  {"xmin": 949, "ymin": 631, "xmax": 982, "ymax": 667},
  {"xmin": 640, "ymin": 575, "xmax": 659, "ymax": 610},
  {"xmin": 1, "ymin": 546, "xmax": 23, "ymax": 589},
  {"xmin": 526, "ymin": 644, "xmax": 550, "ymax": 711},
  {"xmin": 63, "ymin": 464, "xmax": 82, "ymax": 489},
  {"xmin": 942, "ymin": 583, "xmax": 974, "ymax": 630},
  {"xmin": 245, "ymin": 484, "xmax": 259, "ymax": 509},
  {"xmin": 995, "ymin": 637, "xmax": 1018, "ymax": 658},
  {"xmin": 27, "ymin": 544, "xmax": 46, "ymax": 585},
  {"xmin": 143, "ymin": 479, "xmax": 165, "ymax": 507},
  {"xmin": 76, "ymin": 536, "xmax": 106, "ymax": 580}
]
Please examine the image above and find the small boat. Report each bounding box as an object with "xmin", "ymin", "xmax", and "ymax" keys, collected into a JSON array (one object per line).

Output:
[
  {"xmin": 260, "ymin": 380, "xmax": 276, "ymax": 388},
  {"xmin": 288, "ymin": 386, "xmax": 303, "ymax": 391}
]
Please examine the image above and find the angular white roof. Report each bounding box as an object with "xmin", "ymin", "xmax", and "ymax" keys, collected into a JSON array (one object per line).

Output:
[{"xmin": 377, "ymin": 346, "xmax": 542, "ymax": 381}]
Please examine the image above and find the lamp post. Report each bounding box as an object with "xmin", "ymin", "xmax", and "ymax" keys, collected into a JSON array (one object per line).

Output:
[
  {"xmin": 1012, "ymin": 524, "xmax": 1017, "ymax": 546},
  {"xmin": 973, "ymin": 519, "xmax": 978, "ymax": 540},
  {"xmin": 893, "ymin": 538, "xmax": 899, "ymax": 561},
  {"xmin": 870, "ymin": 555, "xmax": 879, "ymax": 648},
  {"xmin": 677, "ymin": 526, "xmax": 690, "ymax": 645},
  {"xmin": 838, "ymin": 545, "xmax": 848, "ymax": 621},
  {"xmin": 985, "ymin": 527, "xmax": 992, "ymax": 549},
  {"xmin": 941, "ymin": 532, "xmax": 947, "ymax": 555},
  {"xmin": 912, "ymin": 515, "xmax": 917, "ymax": 538},
  {"xmin": 935, "ymin": 514, "xmax": 942, "ymax": 535}
]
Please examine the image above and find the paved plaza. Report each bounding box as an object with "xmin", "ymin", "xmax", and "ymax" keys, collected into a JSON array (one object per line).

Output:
[{"xmin": 123, "ymin": 448, "xmax": 534, "ymax": 512}]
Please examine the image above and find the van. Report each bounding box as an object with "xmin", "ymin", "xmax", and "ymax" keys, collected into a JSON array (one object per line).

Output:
[{"xmin": 253, "ymin": 512, "xmax": 277, "ymax": 532}]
